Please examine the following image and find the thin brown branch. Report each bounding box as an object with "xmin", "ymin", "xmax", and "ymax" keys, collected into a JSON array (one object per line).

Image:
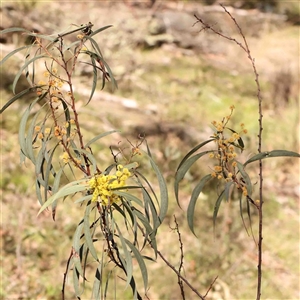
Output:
[
  {"xmin": 38, "ymin": 37, "xmax": 90, "ymax": 175},
  {"xmin": 63, "ymin": 47, "xmax": 92, "ymax": 176},
  {"xmin": 172, "ymin": 215, "xmax": 186, "ymax": 300},
  {"xmin": 47, "ymin": 91, "xmax": 87, "ymax": 175},
  {"xmin": 157, "ymin": 249, "xmax": 205, "ymax": 300},
  {"xmin": 203, "ymin": 276, "xmax": 218, "ymax": 298},
  {"xmin": 135, "ymin": 219, "xmax": 204, "ymax": 299}
]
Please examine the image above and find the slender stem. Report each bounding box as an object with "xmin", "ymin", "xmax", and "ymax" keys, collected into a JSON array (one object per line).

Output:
[
  {"xmin": 172, "ymin": 215, "xmax": 186, "ymax": 300},
  {"xmin": 156, "ymin": 249, "xmax": 205, "ymax": 300},
  {"xmin": 135, "ymin": 220, "xmax": 206, "ymax": 299},
  {"xmin": 68, "ymin": 78, "xmax": 91, "ymax": 176},
  {"xmin": 219, "ymin": 6, "xmax": 264, "ymax": 297},
  {"xmin": 203, "ymin": 276, "xmax": 218, "ymax": 298},
  {"xmin": 58, "ymin": 38, "xmax": 92, "ymax": 176},
  {"xmin": 194, "ymin": 5, "xmax": 264, "ymax": 299}
]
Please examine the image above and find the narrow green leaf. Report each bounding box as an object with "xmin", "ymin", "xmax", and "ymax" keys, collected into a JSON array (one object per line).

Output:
[
  {"xmin": 35, "ymin": 145, "xmax": 46, "ymax": 189},
  {"xmin": 95, "ymin": 54, "xmax": 118, "ymax": 90},
  {"xmin": 187, "ymin": 174, "xmax": 212, "ymax": 235},
  {"xmin": 237, "ymin": 136, "xmax": 245, "ymax": 151},
  {"xmin": 92, "ymin": 265, "xmax": 102, "ymax": 300},
  {"xmin": 124, "ymin": 162, "xmax": 139, "ymax": 171},
  {"xmin": 35, "ymin": 179, "xmax": 43, "ymax": 206},
  {"xmin": 177, "ymin": 139, "xmax": 214, "ymax": 170},
  {"xmin": 84, "ymin": 39, "xmax": 103, "ymax": 59},
  {"xmin": 0, "ymin": 87, "xmax": 36, "ymax": 114},
  {"xmin": 104, "ymin": 269, "xmax": 113, "ymax": 300},
  {"xmin": 73, "ymin": 255, "xmax": 85, "ymax": 279},
  {"xmin": 83, "ymin": 201, "xmax": 99, "ymax": 261},
  {"xmin": 236, "ymin": 161, "xmax": 252, "ymax": 197},
  {"xmin": 85, "ymin": 130, "xmax": 117, "ymax": 148},
  {"xmin": 112, "ymin": 185, "xmax": 142, "ymax": 192},
  {"xmin": 226, "ymin": 127, "xmax": 244, "ymax": 151},
  {"xmin": 73, "ymin": 219, "xmax": 84, "ymax": 253},
  {"xmin": 0, "ymin": 27, "xmax": 31, "ymax": 34},
  {"xmin": 79, "ymin": 242, "xmax": 89, "ymax": 283},
  {"xmin": 63, "ymin": 40, "xmax": 82, "ymax": 52},
  {"xmin": 224, "ymin": 181, "xmax": 234, "ymax": 202},
  {"xmin": 120, "ymin": 200, "xmax": 139, "ymax": 244},
  {"xmin": 245, "ymin": 196, "xmax": 255, "ymax": 241},
  {"xmin": 37, "ymin": 181, "xmax": 87, "ymax": 215},
  {"xmin": 35, "ymin": 144, "xmax": 57, "ymax": 208},
  {"xmin": 19, "ymin": 107, "xmax": 31, "ymax": 158},
  {"xmin": 52, "ymin": 23, "xmax": 92, "ymax": 42},
  {"xmin": 52, "ymin": 167, "xmax": 64, "ymax": 195},
  {"xmin": 18, "ymin": 95, "xmax": 43, "ymax": 158},
  {"xmin": 51, "ymin": 167, "xmax": 64, "ymax": 219},
  {"xmin": 74, "ymin": 194, "xmax": 93, "ymax": 204},
  {"xmin": 60, "ymin": 100, "xmax": 71, "ymax": 137},
  {"xmin": 115, "ymin": 223, "xmax": 133, "ymax": 289},
  {"xmin": 132, "ymin": 208, "xmax": 157, "ymax": 257},
  {"xmin": 25, "ymin": 103, "xmax": 47, "ymax": 164},
  {"xmin": 87, "ymin": 56, "xmax": 98, "ymax": 105},
  {"xmin": 94, "ymin": 250, "xmax": 105, "ymax": 300},
  {"xmin": 71, "ymin": 147, "xmax": 98, "ymax": 174},
  {"xmin": 244, "ymin": 150, "xmax": 300, "ymax": 165},
  {"xmin": 113, "ymin": 201, "xmax": 135, "ymax": 238},
  {"xmin": 24, "ymin": 45, "xmax": 36, "ymax": 86},
  {"xmin": 115, "ymin": 191, "xmax": 143, "ymax": 207},
  {"xmin": 44, "ymin": 144, "xmax": 59, "ymax": 201},
  {"xmin": 142, "ymin": 188, "xmax": 159, "ymax": 231},
  {"xmin": 239, "ymin": 191, "xmax": 250, "ymax": 236},
  {"xmin": 103, "ymin": 163, "xmax": 117, "ymax": 175},
  {"xmin": 135, "ymin": 170, "xmax": 158, "ymax": 205},
  {"xmin": 83, "ymin": 48, "xmax": 117, "ymax": 90},
  {"xmin": 72, "ymin": 264, "xmax": 82, "ymax": 299},
  {"xmin": 0, "ymin": 45, "xmax": 29, "ymax": 66},
  {"xmin": 175, "ymin": 150, "xmax": 214, "ymax": 207},
  {"xmin": 26, "ymin": 32, "xmax": 56, "ymax": 42},
  {"xmin": 89, "ymin": 25, "xmax": 113, "ymax": 38},
  {"xmin": 54, "ymin": 182, "xmax": 87, "ymax": 198},
  {"xmin": 20, "ymin": 149, "xmax": 26, "ymax": 165},
  {"xmin": 104, "ymin": 57, "xmax": 118, "ymax": 90},
  {"xmin": 125, "ymin": 238, "xmax": 148, "ymax": 291},
  {"xmin": 12, "ymin": 54, "xmax": 47, "ymax": 94},
  {"xmin": 116, "ymin": 200, "xmax": 135, "ymax": 223},
  {"xmin": 145, "ymin": 146, "xmax": 168, "ymax": 228},
  {"xmin": 213, "ymin": 189, "xmax": 226, "ymax": 229}
]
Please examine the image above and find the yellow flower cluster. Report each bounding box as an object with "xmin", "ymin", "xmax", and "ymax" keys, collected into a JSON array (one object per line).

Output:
[
  {"xmin": 54, "ymin": 125, "xmax": 67, "ymax": 141},
  {"xmin": 55, "ymin": 121, "xmax": 78, "ymax": 142},
  {"xmin": 37, "ymin": 68, "xmax": 64, "ymax": 96},
  {"xmin": 210, "ymin": 106, "xmax": 247, "ymax": 181},
  {"xmin": 34, "ymin": 125, "xmax": 51, "ymax": 140},
  {"xmin": 60, "ymin": 152, "xmax": 70, "ymax": 164},
  {"xmin": 59, "ymin": 151, "xmax": 81, "ymax": 166},
  {"xmin": 242, "ymin": 186, "xmax": 248, "ymax": 197},
  {"xmin": 88, "ymin": 165, "xmax": 131, "ymax": 206}
]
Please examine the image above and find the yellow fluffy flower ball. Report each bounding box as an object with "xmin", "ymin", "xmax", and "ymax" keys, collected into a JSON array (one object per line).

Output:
[{"xmin": 88, "ymin": 165, "xmax": 131, "ymax": 206}]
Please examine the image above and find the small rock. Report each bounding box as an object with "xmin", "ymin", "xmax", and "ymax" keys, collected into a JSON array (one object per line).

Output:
[
  {"xmin": 144, "ymin": 33, "xmax": 175, "ymax": 48},
  {"xmin": 148, "ymin": 17, "xmax": 166, "ymax": 35}
]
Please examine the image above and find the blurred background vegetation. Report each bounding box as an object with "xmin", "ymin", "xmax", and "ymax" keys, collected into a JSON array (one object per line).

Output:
[{"xmin": 1, "ymin": 0, "xmax": 299, "ymax": 299}]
